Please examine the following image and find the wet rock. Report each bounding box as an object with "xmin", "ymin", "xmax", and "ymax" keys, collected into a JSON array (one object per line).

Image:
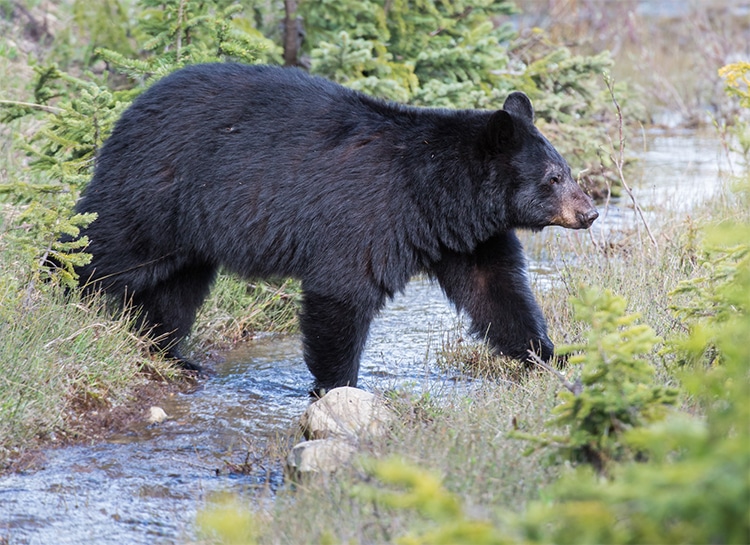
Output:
[
  {"xmin": 287, "ymin": 438, "xmax": 358, "ymax": 474},
  {"xmin": 300, "ymin": 386, "xmax": 394, "ymax": 441},
  {"xmin": 148, "ymin": 406, "xmax": 168, "ymax": 424}
]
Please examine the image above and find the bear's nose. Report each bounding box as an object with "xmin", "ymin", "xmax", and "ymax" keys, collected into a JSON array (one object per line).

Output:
[{"xmin": 578, "ymin": 208, "xmax": 599, "ymax": 228}]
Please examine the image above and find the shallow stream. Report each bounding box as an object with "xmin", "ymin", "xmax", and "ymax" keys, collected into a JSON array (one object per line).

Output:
[{"xmin": 0, "ymin": 131, "xmax": 730, "ymax": 544}]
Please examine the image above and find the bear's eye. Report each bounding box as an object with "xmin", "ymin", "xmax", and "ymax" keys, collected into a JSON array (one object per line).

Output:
[{"xmin": 549, "ymin": 175, "xmax": 561, "ymax": 185}]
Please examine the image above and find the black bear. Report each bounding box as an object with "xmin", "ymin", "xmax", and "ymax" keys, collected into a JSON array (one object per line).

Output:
[{"xmin": 73, "ymin": 63, "xmax": 598, "ymax": 391}]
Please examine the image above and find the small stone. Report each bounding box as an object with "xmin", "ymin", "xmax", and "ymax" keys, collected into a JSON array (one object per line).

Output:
[
  {"xmin": 300, "ymin": 387, "xmax": 394, "ymax": 441},
  {"xmin": 287, "ymin": 439, "xmax": 357, "ymax": 474},
  {"xmin": 148, "ymin": 406, "xmax": 168, "ymax": 424}
]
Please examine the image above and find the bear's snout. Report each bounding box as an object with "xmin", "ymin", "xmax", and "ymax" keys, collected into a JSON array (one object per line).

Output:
[
  {"xmin": 577, "ymin": 207, "xmax": 599, "ymax": 229},
  {"xmin": 550, "ymin": 186, "xmax": 599, "ymax": 230}
]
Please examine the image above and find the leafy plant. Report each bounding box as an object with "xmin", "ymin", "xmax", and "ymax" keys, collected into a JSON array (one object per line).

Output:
[
  {"xmin": 193, "ymin": 276, "xmax": 301, "ymax": 348},
  {"xmin": 669, "ymin": 236, "xmax": 749, "ymax": 367},
  {"xmin": 1, "ymin": 65, "xmax": 124, "ymax": 288},
  {"xmin": 99, "ymin": 0, "xmax": 279, "ymax": 82},
  {"xmin": 353, "ymin": 456, "xmax": 511, "ymax": 545},
  {"xmin": 197, "ymin": 493, "xmax": 260, "ymax": 545},
  {"xmin": 70, "ymin": 0, "xmax": 137, "ymax": 65},
  {"xmin": 521, "ymin": 210, "xmax": 750, "ymax": 544},
  {"xmin": 718, "ymin": 61, "xmax": 750, "ymax": 164},
  {"xmin": 516, "ymin": 288, "xmax": 679, "ymax": 474},
  {"xmin": 719, "ymin": 61, "xmax": 750, "ymax": 109}
]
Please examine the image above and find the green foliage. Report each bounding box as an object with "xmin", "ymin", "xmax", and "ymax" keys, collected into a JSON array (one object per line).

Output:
[
  {"xmin": 354, "ymin": 457, "xmax": 512, "ymax": 545},
  {"xmin": 719, "ymin": 61, "xmax": 750, "ymax": 109},
  {"xmin": 1, "ymin": 65, "xmax": 126, "ymax": 287},
  {"xmin": 669, "ymin": 190, "xmax": 750, "ymax": 367},
  {"xmin": 197, "ymin": 493, "xmax": 259, "ymax": 545},
  {"xmin": 192, "ymin": 276, "xmax": 301, "ymax": 349},
  {"xmin": 71, "ymin": 0, "xmax": 137, "ymax": 64},
  {"xmin": 520, "ymin": 220, "xmax": 750, "ymax": 544},
  {"xmin": 100, "ymin": 0, "xmax": 279, "ymax": 81},
  {"xmin": 718, "ymin": 62, "xmax": 750, "ymax": 164},
  {"xmin": 522, "ymin": 419, "xmax": 748, "ymax": 545},
  {"xmin": 302, "ymin": 0, "xmax": 515, "ymax": 107},
  {"xmin": 516, "ymin": 288, "xmax": 678, "ymax": 473},
  {"xmin": 308, "ymin": 30, "xmax": 418, "ymax": 103}
]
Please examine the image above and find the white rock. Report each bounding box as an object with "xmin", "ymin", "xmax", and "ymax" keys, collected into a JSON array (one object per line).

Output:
[
  {"xmin": 287, "ymin": 438, "xmax": 357, "ymax": 474},
  {"xmin": 300, "ymin": 387, "xmax": 394, "ymax": 441},
  {"xmin": 148, "ymin": 406, "xmax": 168, "ymax": 424}
]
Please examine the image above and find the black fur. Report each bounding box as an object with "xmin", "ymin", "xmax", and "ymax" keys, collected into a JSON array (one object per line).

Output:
[{"xmin": 73, "ymin": 63, "xmax": 597, "ymax": 390}]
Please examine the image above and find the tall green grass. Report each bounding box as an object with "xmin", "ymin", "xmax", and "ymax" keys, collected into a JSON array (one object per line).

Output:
[
  {"xmin": 0, "ymin": 269, "xmax": 173, "ymax": 468},
  {"xmin": 190, "ymin": 275, "xmax": 301, "ymax": 354}
]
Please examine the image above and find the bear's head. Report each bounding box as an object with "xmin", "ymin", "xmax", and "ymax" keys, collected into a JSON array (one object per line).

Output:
[{"xmin": 483, "ymin": 92, "xmax": 599, "ymax": 231}]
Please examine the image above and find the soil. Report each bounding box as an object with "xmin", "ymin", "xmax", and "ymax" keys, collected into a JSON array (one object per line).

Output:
[{"xmin": 2, "ymin": 368, "xmax": 200, "ymax": 475}]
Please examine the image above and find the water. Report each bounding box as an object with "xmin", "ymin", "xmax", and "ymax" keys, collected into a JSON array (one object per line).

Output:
[
  {"xmin": 0, "ymin": 132, "xmax": 730, "ymax": 544},
  {"xmin": 631, "ymin": 131, "xmax": 731, "ymax": 209}
]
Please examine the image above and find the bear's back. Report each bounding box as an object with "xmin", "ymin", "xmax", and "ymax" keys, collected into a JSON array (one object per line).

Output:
[{"xmin": 81, "ymin": 64, "xmax": 429, "ymax": 292}]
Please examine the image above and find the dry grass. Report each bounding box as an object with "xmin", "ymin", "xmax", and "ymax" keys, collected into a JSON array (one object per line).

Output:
[{"xmin": 256, "ymin": 374, "xmax": 560, "ymax": 545}]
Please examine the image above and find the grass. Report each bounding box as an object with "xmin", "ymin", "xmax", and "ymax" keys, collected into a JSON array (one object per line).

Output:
[
  {"xmin": 190, "ymin": 275, "xmax": 301, "ymax": 354},
  {"xmin": 254, "ymin": 376, "xmax": 561, "ymax": 544},
  {"xmin": 0, "ymin": 265, "xmax": 179, "ymax": 469}
]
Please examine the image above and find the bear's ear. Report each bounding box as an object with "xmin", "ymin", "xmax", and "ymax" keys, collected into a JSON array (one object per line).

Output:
[
  {"xmin": 502, "ymin": 91, "xmax": 534, "ymax": 123},
  {"xmin": 483, "ymin": 109, "xmax": 515, "ymax": 151}
]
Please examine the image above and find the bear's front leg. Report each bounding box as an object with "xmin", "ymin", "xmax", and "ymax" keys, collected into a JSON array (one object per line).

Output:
[
  {"xmin": 299, "ymin": 290, "xmax": 379, "ymax": 392},
  {"xmin": 432, "ymin": 231, "xmax": 554, "ymax": 363}
]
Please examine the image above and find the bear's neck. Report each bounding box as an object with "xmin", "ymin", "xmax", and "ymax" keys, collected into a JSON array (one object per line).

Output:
[{"xmin": 389, "ymin": 106, "xmax": 510, "ymax": 256}]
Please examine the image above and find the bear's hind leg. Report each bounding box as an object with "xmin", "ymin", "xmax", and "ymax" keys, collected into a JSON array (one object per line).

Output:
[
  {"xmin": 131, "ymin": 262, "xmax": 218, "ymax": 370},
  {"xmin": 299, "ymin": 291, "xmax": 380, "ymax": 392}
]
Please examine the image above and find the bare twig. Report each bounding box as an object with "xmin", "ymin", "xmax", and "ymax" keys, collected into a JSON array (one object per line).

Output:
[
  {"xmin": 43, "ymin": 322, "xmax": 114, "ymax": 349},
  {"xmin": 283, "ymin": 0, "xmax": 301, "ymax": 66},
  {"xmin": 527, "ymin": 351, "xmax": 582, "ymax": 396},
  {"xmin": 0, "ymin": 99, "xmax": 63, "ymax": 114},
  {"xmin": 605, "ymin": 75, "xmax": 659, "ymax": 251}
]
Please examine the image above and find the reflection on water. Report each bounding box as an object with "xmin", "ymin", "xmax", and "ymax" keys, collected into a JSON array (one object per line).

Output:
[{"xmin": 0, "ymin": 131, "xmax": 729, "ymax": 544}]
